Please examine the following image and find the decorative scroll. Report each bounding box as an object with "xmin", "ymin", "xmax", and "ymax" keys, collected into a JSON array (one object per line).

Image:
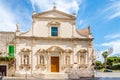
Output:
[
  {"xmin": 46, "ymin": 46, "xmax": 64, "ymax": 52},
  {"xmin": 19, "ymin": 64, "xmax": 31, "ymax": 70}
]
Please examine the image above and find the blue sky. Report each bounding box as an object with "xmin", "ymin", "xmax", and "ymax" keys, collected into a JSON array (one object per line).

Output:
[{"xmin": 0, "ymin": 0, "xmax": 120, "ymax": 57}]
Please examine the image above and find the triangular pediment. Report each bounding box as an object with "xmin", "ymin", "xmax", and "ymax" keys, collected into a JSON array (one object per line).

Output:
[{"xmin": 33, "ymin": 9, "xmax": 76, "ymax": 19}]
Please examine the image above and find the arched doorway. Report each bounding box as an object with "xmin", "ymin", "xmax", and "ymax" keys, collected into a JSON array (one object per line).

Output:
[{"xmin": 0, "ymin": 65, "xmax": 7, "ymax": 76}]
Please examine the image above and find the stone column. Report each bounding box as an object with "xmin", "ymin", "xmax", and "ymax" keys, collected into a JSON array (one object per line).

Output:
[
  {"xmin": 48, "ymin": 53, "xmax": 50, "ymax": 72},
  {"xmin": 37, "ymin": 55, "xmax": 38, "ymax": 65},
  {"xmin": 86, "ymin": 52, "xmax": 87, "ymax": 64},
  {"xmin": 70, "ymin": 53, "xmax": 72, "ymax": 64},
  {"xmin": 74, "ymin": 48, "xmax": 77, "ymax": 63},
  {"xmin": 63, "ymin": 53, "xmax": 65, "ymax": 64},
  {"xmin": 87, "ymin": 48, "xmax": 90, "ymax": 64},
  {"xmin": 78, "ymin": 54, "xmax": 80, "ymax": 64},
  {"xmin": 15, "ymin": 44, "xmax": 20, "ymax": 71},
  {"xmin": 21, "ymin": 55, "xmax": 23, "ymax": 64}
]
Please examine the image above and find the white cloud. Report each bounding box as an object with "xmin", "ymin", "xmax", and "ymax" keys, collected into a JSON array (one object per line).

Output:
[
  {"xmin": 101, "ymin": 39, "xmax": 120, "ymax": 53},
  {"xmin": 109, "ymin": 11, "xmax": 120, "ymax": 19},
  {"xmin": 104, "ymin": 33, "xmax": 120, "ymax": 39},
  {"xmin": 79, "ymin": 20, "xmax": 84, "ymax": 25},
  {"xmin": 0, "ymin": 2, "xmax": 16, "ymax": 31},
  {"xmin": 30, "ymin": 0, "xmax": 81, "ymax": 14},
  {"xmin": 102, "ymin": 0, "xmax": 120, "ymax": 20},
  {"xmin": 110, "ymin": 0, "xmax": 120, "ymax": 1}
]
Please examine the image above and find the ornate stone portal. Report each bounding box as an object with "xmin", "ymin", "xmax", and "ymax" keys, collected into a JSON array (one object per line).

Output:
[{"xmin": 19, "ymin": 48, "xmax": 31, "ymax": 70}]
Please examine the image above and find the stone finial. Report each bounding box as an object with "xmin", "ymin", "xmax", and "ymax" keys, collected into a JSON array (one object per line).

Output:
[
  {"xmin": 73, "ymin": 13, "xmax": 76, "ymax": 16},
  {"xmin": 53, "ymin": 2, "xmax": 56, "ymax": 10},
  {"xmin": 16, "ymin": 23, "xmax": 20, "ymax": 32},
  {"xmin": 88, "ymin": 26, "xmax": 91, "ymax": 34}
]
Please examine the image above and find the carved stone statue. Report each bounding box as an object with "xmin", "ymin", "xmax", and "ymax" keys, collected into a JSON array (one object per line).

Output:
[
  {"xmin": 16, "ymin": 23, "xmax": 20, "ymax": 32},
  {"xmin": 24, "ymin": 55, "xmax": 29, "ymax": 64},
  {"xmin": 80, "ymin": 53, "xmax": 86, "ymax": 64},
  {"xmin": 66, "ymin": 56, "xmax": 70, "ymax": 64},
  {"xmin": 40, "ymin": 55, "xmax": 44, "ymax": 64}
]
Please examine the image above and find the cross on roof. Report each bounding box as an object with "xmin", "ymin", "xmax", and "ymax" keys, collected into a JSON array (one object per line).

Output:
[
  {"xmin": 53, "ymin": 1, "xmax": 56, "ymax": 9},
  {"xmin": 53, "ymin": 2, "xmax": 56, "ymax": 6}
]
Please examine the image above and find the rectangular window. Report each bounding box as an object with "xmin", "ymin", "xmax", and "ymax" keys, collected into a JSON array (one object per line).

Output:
[
  {"xmin": 9, "ymin": 45, "xmax": 14, "ymax": 57},
  {"xmin": 51, "ymin": 27, "xmax": 58, "ymax": 36}
]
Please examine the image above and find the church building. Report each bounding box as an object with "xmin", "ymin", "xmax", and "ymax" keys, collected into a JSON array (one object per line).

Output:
[{"xmin": 0, "ymin": 6, "xmax": 95, "ymax": 79}]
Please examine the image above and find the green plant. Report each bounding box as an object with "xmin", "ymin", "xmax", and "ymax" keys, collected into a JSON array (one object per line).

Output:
[
  {"xmin": 112, "ymin": 63, "xmax": 120, "ymax": 70},
  {"xmin": 102, "ymin": 51, "xmax": 109, "ymax": 70},
  {"xmin": 0, "ymin": 56, "xmax": 14, "ymax": 62},
  {"xmin": 95, "ymin": 61, "xmax": 103, "ymax": 70}
]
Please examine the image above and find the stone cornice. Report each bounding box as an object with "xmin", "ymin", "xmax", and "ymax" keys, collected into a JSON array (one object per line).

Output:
[
  {"xmin": 33, "ymin": 17, "xmax": 76, "ymax": 21},
  {"xmin": 32, "ymin": 9, "xmax": 76, "ymax": 19},
  {"xmin": 47, "ymin": 20, "xmax": 61, "ymax": 27},
  {"xmin": 15, "ymin": 36, "xmax": 94, "ymax": 41},
  {"xmin": 0, "ymin": 32, "xmax": 15, "ymax": 34}
]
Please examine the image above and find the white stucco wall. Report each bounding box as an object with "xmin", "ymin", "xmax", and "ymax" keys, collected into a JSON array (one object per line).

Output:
[
  {"xmin": 18, "ymin": 9, "xmax": 88, "ymax": 39},
  {"xmin": 15, "ymin": 9, "xmax": 94, "ymax": 76},
  {"xmin": 15, "ymin": 38, "xmax": 93, "ymax": 72}
]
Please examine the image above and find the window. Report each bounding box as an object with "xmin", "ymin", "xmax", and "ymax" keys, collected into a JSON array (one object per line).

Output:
[
  {"xmin": 9, "ymin": 45, "xmax": 14, "ymax": 57},
  {"xmin": 51, "ymin": 27, "xmax": 58, "ymax": 36}
]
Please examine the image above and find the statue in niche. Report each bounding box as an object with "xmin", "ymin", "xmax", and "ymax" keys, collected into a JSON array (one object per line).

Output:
[
  {"xmin": 80, "ymin": 53, "xmax": 86, "ymax": 64},
  {"xmin": 40, "ymin": 55, "xmax": 44, "ymax": 64},
  {"xmin": 24, "ymin": 55, "xmax": 29, "ymax": 64},
  {"xmin": 66, "ymin": 56, "xmax": 70, "ymax": 64}
]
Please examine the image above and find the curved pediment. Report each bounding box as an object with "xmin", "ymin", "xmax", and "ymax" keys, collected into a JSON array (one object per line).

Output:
[
  {"xmin": 64, "ymin": 49, "xmax": 73, "ymax": 53},
  {"xmin": 77, "ymin": 48, "xmax": 87, "ymax": 53},
  {"xmin": 47, "ymin": 20, "xmax": 61, "ymax": 27},
  {"xmin": 20, "ymin": 48, "xmax": 31, "ymax": 55},
  {"xmin": 47, "ymin": 46, "xmax": 64, "ymax": 52},
  {"xmin": 37, "ymin": 49, "xmax": 46, "ymax": 54}
]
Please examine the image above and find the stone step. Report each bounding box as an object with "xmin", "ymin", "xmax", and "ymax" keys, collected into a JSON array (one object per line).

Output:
[{"xmin": 39, "ymin": 73, "xmax": 68, "ymax": 79}]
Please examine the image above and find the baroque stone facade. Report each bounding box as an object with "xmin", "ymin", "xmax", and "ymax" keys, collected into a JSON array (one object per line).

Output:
[{"xmin": 0, "ymin": 7, "xmax": 95, "ymax": 79}]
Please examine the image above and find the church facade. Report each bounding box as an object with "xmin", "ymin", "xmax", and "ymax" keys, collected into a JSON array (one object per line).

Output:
[{"xmin": 0, "ymin": 7, "xmax": 95, "ymax": 79}]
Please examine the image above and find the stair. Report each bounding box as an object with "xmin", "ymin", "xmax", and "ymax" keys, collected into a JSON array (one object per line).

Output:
[{"xmin": 40, "ymin": 72, "xmax": 68, "ymax": 79}]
